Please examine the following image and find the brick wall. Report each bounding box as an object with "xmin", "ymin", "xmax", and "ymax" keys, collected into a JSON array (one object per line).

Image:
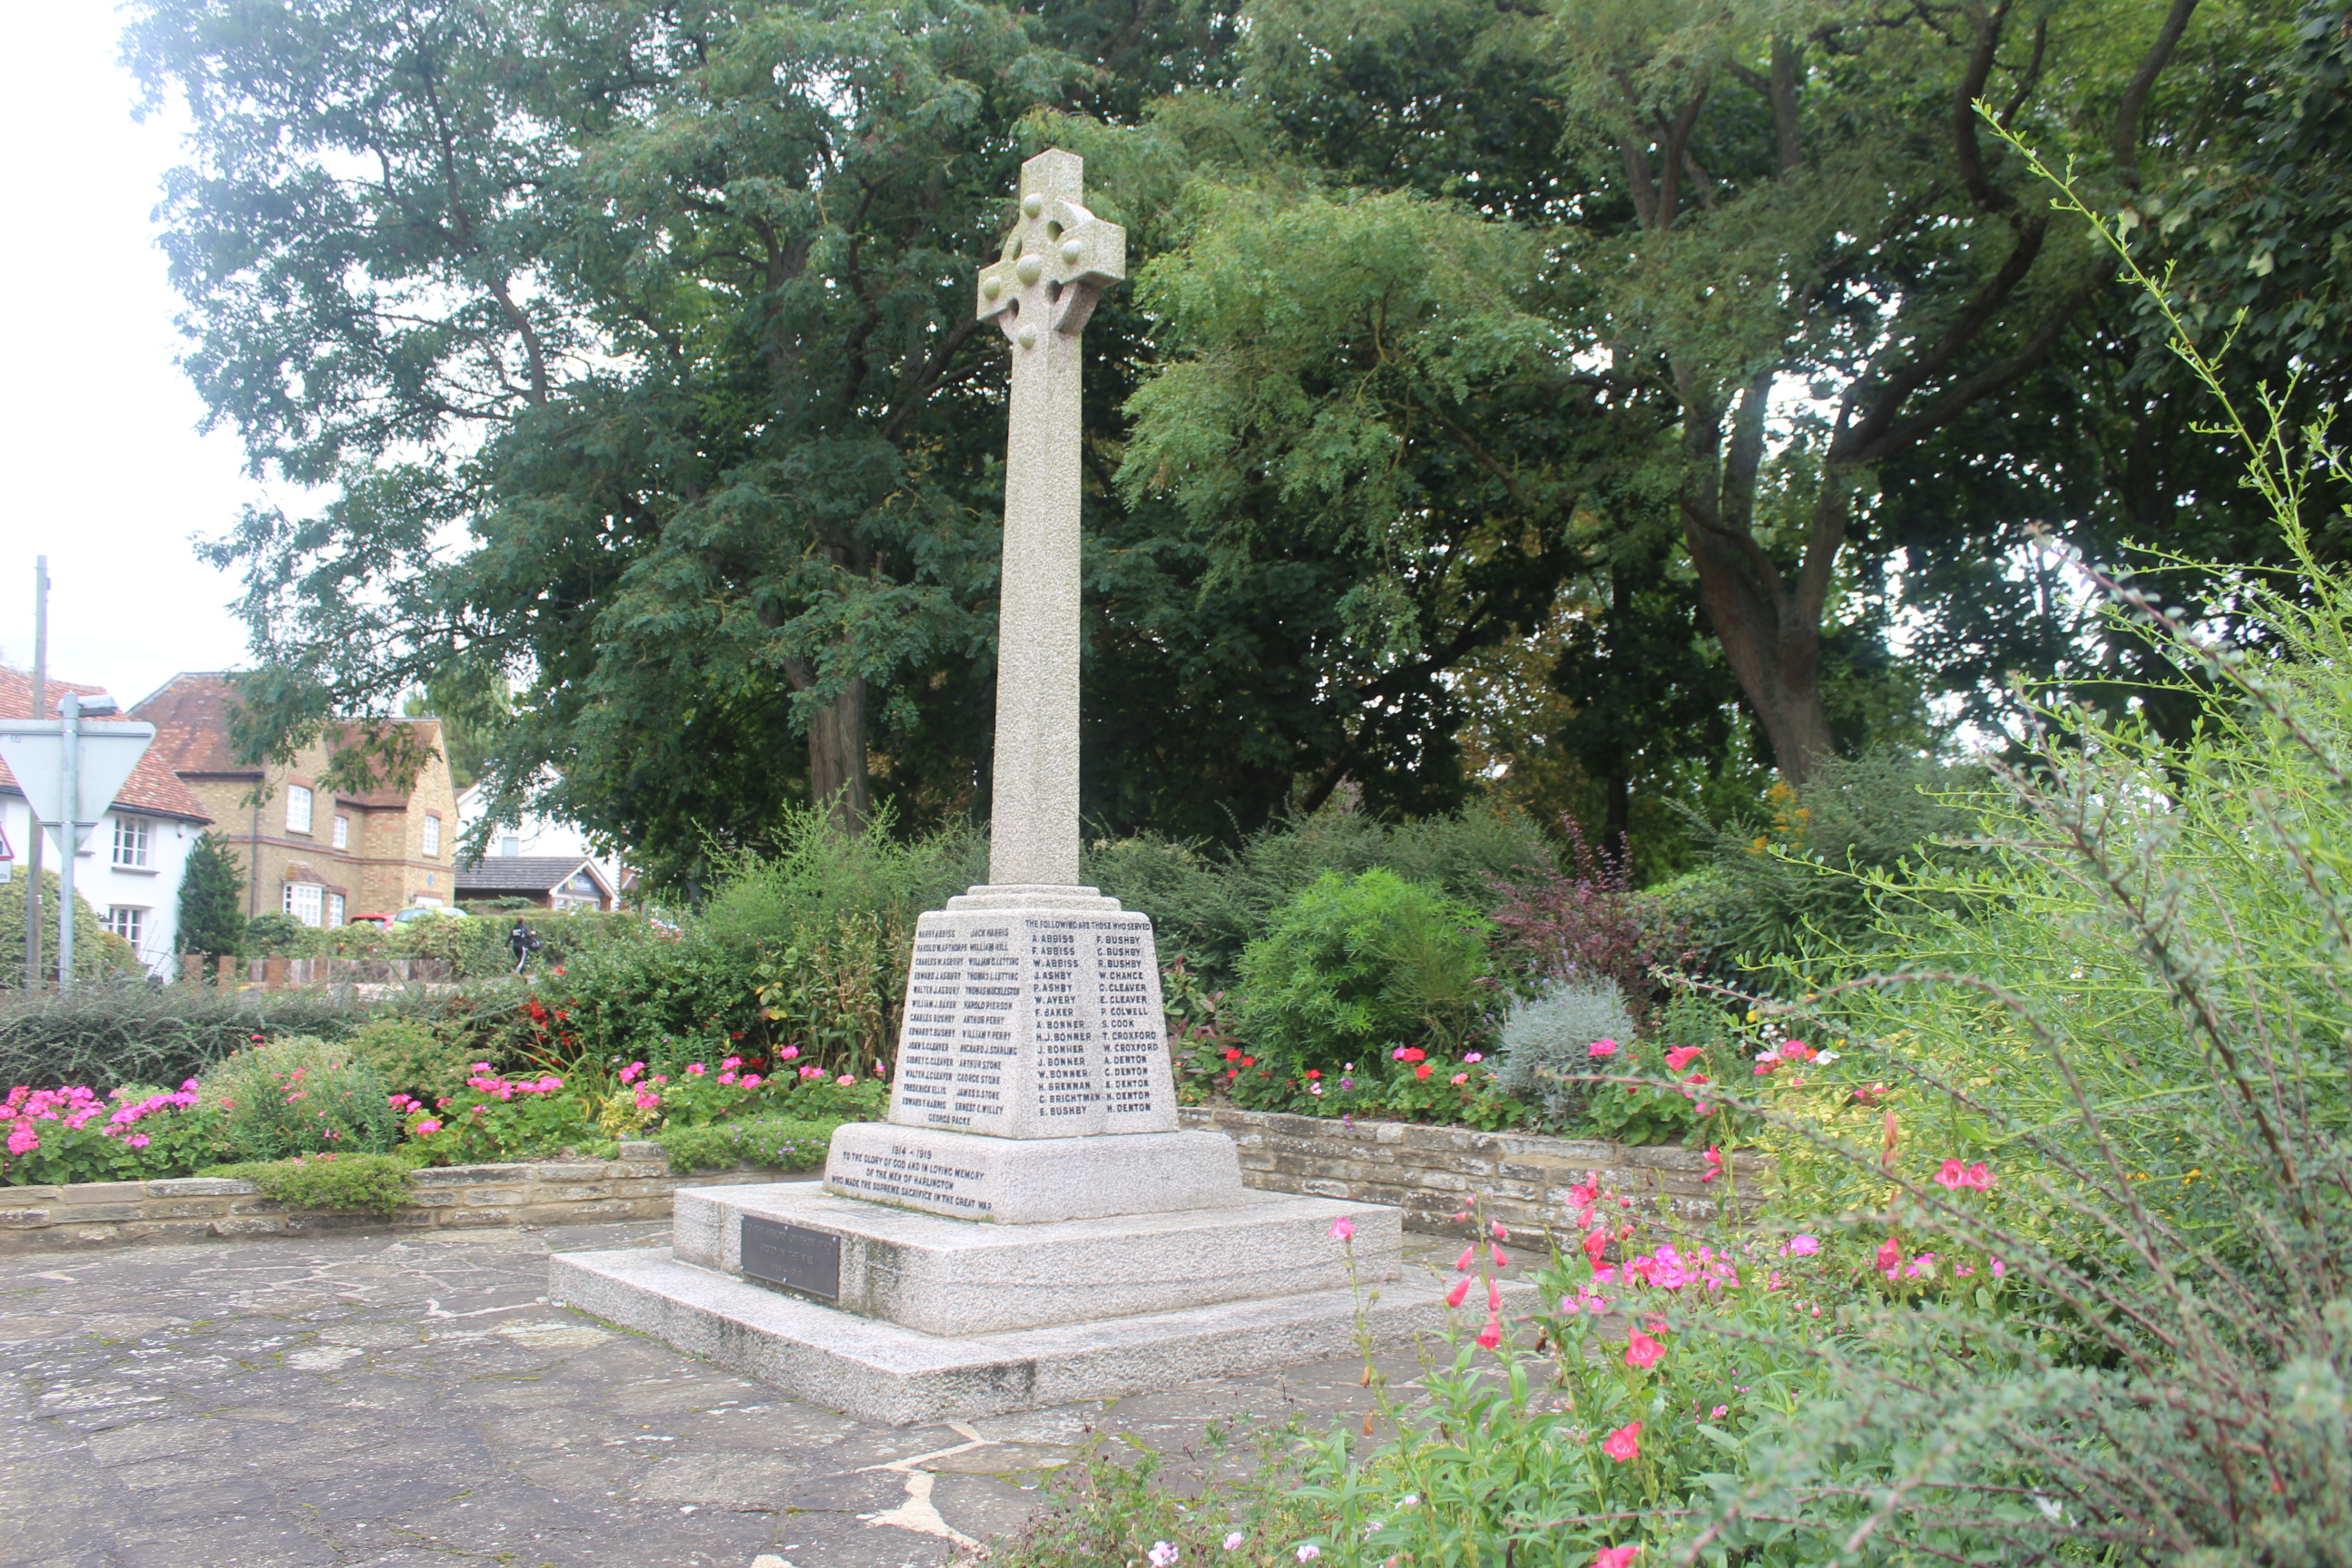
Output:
[
  {"xmin": 1177, "ymin": 1107, "xmax": 1766, "ymax": 1240},
  {"xmin": 0, "ymin": 1143, "xmax": 806, "ymax": 1255}
]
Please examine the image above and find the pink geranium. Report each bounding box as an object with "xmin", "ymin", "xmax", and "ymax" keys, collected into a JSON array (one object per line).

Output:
[
  {"xmin": 414, "ymin": 1119, "xmax": 442, "ymax": 1135},
  {"xmin": 1587, "ymin": 1038, "xmax": 1619, "ymax": 1058},
  {"xmin": 1593, "ymin": 1549, "xmax": 1639, "ymax": 1568}
]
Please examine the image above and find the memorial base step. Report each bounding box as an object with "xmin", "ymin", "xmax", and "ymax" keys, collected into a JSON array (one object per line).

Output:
[
  {"xmin": 549, "ymin": 1242, "xmax": 1520, "ymax": 1427},
  {"xmin": 821, "ymin": 1123, "xmax": 1245, "ymax": 1224},
  {"xmin": 669, "ymin": 1181, "xmax": 1396, "ymax": 1337}
]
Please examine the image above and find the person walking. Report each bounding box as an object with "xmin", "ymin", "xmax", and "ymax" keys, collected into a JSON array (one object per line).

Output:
[{"xmin": 508, "ymin": 919, "xmax": 542, "ymax": 975}]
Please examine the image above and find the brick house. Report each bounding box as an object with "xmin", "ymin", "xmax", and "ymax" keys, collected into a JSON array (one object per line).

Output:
[
  {"xmin": 1, "ymin": 669, "xmax": 215, "ymax": 974},
  {"xmin": 131, "ymin": 673, "xmax": 462, "ymax": 926}
]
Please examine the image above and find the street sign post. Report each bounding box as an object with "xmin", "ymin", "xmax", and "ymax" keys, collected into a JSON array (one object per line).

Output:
[{"xmin": 0, "ymin": 708, "xmax": 155, "ymax": 988}]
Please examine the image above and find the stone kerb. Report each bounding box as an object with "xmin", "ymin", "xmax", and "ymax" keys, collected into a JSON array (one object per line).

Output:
[
  {"xmin": 1175, "ymin": 1107, "xmax": 1769, "ymax": 1240},
  {"xmin": 0, "ymin": 1142, "xmax": 808, "ymax": 1255}
]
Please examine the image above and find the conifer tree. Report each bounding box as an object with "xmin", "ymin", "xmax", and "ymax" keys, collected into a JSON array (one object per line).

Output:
[{"xmin": 176, "ymin": 831, "xmax": 247, "ymax": 960}]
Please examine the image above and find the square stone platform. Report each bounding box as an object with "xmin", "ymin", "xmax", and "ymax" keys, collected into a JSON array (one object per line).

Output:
[{"xmin": 550, "ymin": 1181, "xmax": 1524, "ymax": 1426}]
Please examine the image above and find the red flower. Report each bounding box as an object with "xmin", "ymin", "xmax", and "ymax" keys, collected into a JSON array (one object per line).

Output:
[
  {"xmin": 1475, "ymin": 1316, "xmax": 1503, "ymax": 1350},
  {"xmin": 1877, "ymin": 1237, "xmax": 1903, "ymax": 1273},
  {"xmin": 1663, "ymin": 1045, "xmax": 1703, "ymax": 1071},
  {"xmin": 1305, "ymin": 1069, "xmax": 1320, "ymax": 1079},
  {"xmin": 1240, "ymin": 1056, "xmax": 1255, "ymax": 1067},
  {"xmin": 1446, "ymin": 1278, "xmax": 1470, "ymax": 1308},
  {"xmin": 1224, "ymin": 1048, "xmax": 1242, "ymax": 1062},
  {"xmin": 1414, "ymin": 1063, "xmax": 1432, "ymax": 1080},
  {"xmin": 1623, "ymin": 1329, "xmax": 1665, "ymax": 1369},
  {"xmin": 1400, "ymin": 1047, "xmax": 1426, "ymax": 1063}
]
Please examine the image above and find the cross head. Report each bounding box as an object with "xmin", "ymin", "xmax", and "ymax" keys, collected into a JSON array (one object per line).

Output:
[{"xmin": 975, "ymin": 150, "xmax": 1126, "ymax": 348}]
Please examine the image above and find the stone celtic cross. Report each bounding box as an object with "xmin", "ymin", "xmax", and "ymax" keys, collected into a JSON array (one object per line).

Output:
[{"xmin": 973, "ymin": 149, "xmax": 1126, "ymax": 890}]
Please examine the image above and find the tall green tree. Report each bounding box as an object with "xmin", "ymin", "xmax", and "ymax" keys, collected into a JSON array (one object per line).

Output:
[
  {"xmin": 1122, "ymin": 0, "xmax": 2209, "ymax": 784},
  {"xmin": 132, "ymin": 0, "xmax": 1241, "ymax": 891},
  {"xmin": 175, "ymin": 832, "xmax": 248, "ymax": 960}
]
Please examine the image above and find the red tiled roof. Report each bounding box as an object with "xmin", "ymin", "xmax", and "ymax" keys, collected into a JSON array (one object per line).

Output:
[
  {"xmin": 0, "ymin": 668, "xmax": 215, "ymax": 824},
  {"xmin": 128, "ymin": 671, "xmax": 253, "ymax": 776},
  {"xmin": 128, "ymin": 671, "xmax": 446, "ymax": 809}
]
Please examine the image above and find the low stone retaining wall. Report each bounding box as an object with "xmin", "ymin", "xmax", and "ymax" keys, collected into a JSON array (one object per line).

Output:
[
  {"xmin": 0, "ymin": 1143, "xmax": 808, "ymax": 1255},
  {"xmin": 1177, "ymin": 1107, "xmax": 1765, "ymax": 1240}
]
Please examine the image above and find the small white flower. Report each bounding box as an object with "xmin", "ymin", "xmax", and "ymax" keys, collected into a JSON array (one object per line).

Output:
[
  {"xmin": 1222, "ymin": 1533, "xmax": 1245, "ymax": 1552},
  {"xmin": 1815, "ymin": 1051, "xmax": 1839, "ymax": 1064},
  {"xmin": 2033, "ymin": 1493, "xmax": 2064, "ymax": 1522},
  {"xmin": 1398, "ymin": 1494, "xmax": 1419, "ymax": 1507},
  {"xmin": 1150, "ymin": 1543, "xmax": 1180, "ymax": 1568},
  {"xmin": 1297, "ymin": 1547, "xmax": 1322, "ymax": 1563}
]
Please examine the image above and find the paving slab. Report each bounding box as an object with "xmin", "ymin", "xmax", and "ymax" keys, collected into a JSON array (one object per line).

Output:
[{"xmin": 0, "ymin": 1216, "xmax": 1543, "ymax": 1568}]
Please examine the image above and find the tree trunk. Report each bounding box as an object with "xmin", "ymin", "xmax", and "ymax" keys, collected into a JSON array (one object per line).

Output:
[
  {"xmin": 1681, "ymin": 503, "xmax": 1838, "ymax": 786},
  {"xmin": 807, "ymin": 675, "xmax": 871, "ymax": 837}
]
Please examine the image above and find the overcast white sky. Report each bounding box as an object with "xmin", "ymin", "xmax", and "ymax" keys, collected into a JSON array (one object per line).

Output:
[{"xmin": 0, "ymin": 1, "xmax": 270, "ymax": 710}]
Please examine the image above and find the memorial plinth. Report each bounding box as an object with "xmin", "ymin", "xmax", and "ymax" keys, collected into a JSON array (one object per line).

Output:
[{"xmin": 547, "ymin": 150, "xmax": 1471, "ymax": 1425}]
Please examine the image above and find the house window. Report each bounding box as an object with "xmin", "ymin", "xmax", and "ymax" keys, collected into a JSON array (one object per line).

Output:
[
  {"xmin": 326, "ymin": 893, "xmax": 346, "ymax": 926},
  {"xmin": 332, "ymin": 815, "xmax": 349, "ymax": 849},
  {"xmin": 103, "ymin": 906, "xmax": 146, "ymax": 949},
  {"xmin": 287, "ymin": 785, "xmax": 314, "ymax": 835},
  {"xmin": 498, "ymin": 835, "xmax": 520, "ymax": 858},
  {"xmin": 283, "ymin": 882, "xmax": 324, "ymax": 927},
  {"xmin": 112, "ymin": 817, "xmax": 152, "ymax": 868},
  {"xmin": 422, "ymin": 814, "xmax": 441, "ymax": 858}
]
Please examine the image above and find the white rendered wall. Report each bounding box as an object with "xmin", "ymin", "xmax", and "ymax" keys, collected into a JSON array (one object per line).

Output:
[{"xmin": 0, "ymin": 793, "xmax": 196, "ymax": 977}]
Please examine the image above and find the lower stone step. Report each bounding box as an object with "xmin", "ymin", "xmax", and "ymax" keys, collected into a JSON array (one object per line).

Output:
[
  {"xmin": 671, "ymin": 1181, "xmax": 1403, "ymax": 1336},
  {"xmin": 550, "ymin": 1246, "xmax": 1517, "ymax": 1426}
]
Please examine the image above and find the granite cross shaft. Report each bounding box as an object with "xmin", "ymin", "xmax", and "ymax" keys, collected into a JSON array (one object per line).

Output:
[{"xmin": 973, "ymin": 149, "xmax": 1125, "ymax": 891}]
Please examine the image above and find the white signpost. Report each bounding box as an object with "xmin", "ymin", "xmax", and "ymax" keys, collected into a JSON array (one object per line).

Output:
[{"xmin": 0, "ymin": 702, "xmax": 155, "ymax": 987}]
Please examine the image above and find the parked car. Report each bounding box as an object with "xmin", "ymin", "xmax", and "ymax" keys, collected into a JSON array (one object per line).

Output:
[
  {"xmin": 393, "ymin": 906, "xmax": 467, "ymax": 924},
  {"xmin": 347, "ymin": 912, "xmax": 393, "ymax": 927}
]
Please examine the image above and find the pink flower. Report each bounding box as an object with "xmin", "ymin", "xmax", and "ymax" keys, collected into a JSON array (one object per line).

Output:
[
  {"xmin": 718, "ymin": 1072, "xmax": 739, "ymax": 1086},
  {"xmin": 536, "ymin": 1076, "xmax": 561, "ymax": 1093},
  {"xmin": 1456, "ymin": 1244, "xmax": 1475, "ymax": 1273},
  {"xmin": 1587, "ymin": 1038, "xmax": 1619, "ymax": 1058},
  {"xmin": 799, "ymin": 1064, "xmax": 823, "ymax": 1079},
  {"xmin": 619, "ymin": 1063, "xmax": 644, "ymax": 1084},
  {"xmin": 415, "ymin": 1119, "xmax": 442, "ymax": 1135},
  {"xmin": 1991, "ymin": 1258, "xmax": 2006, "ymax": 1278},
  {"xmin": 836, "ymin": 1074, "xmax": 856, "ymax": 1086},
  {"xmin": 5, "ymin": 1125, "xmax": 37, "ymax": 1155},
  {"xmin": 1475, "ymin": 1317, "xmax": 1503, "ymax": 1349},
  {"xmin": 1490, "ymin": 1220, "xmax": 1508, "ymax": 1240},
  {"xmin": 1446, "ymin": 1278, "xmax": 1471, "ymax": 1308},
  {"xmin": 721, "ymin": 1056, "xmax": 743, "ymax": 1071},
  {"xmin": 1701, "ymin": 1146, "xmax": 1723, "ymax": 1184},
  {"xmin": 1492, "ymin": 1244, "xmax": 1509, "ymax": 1268},
  {"xmin": 779, "ymin": 1045, "xmax": 799, "ymax": 1061},
  {"xmin": 1664, "ymin": 1045, "xmax": 1703, "ymax": 1071},
  {"xmin": 1329, "ymin": 1215, "xmax": 1356, "ymax": 1242},
  {"xmin": 1936, "ymin": 1158, "xmax": 1966, "ymax": 1190},
  {"xmin": 686, "ymin": 1063, "xmax": 707, "ymax": 1076},
  {"xmin": 1450, "ymin": 1072, "xmax": 1469, "ymax": 1084},
  {"xmin": 1602, "ymin": 1421, "xmax": 1642, "ymax": 1463},
  {"xmin": 1592, "ymin": 1549, "xmax": 1639, "ymax": 1568},
  {"xmin": 127, "ymin": 1133, "xmax": 151, "ymax": 1149},
  {"xmin": 1780, "ymin": 1234, "xmax": 1819, "ymax": 1257},
  {"xmin": 473, "ymin": 1063, "xmax": 491, "ymax": 1072},
  {"xmin": 1876, "ymin": 1237, "xmax": 1902, "ymax": 1273},
  {"xmin": 740, "ymin": 1075, "xmax": 763, "ymax": 1090},
  {"xmin": 1463, "ymin": 1052, "xmax": 1483, "ymax": 1063},
  {"xmin": 1710, "ymin": 1404, "xmax": 1729, "ymax": 1418},
  {"xmin": 1623, "ymin": 1329, "xmax": 1665, "ymax": 1368},
  {"xmin": 1296, "ymin": 1547, "xmax": 1321, "ymax": 1563},
  {"xmin": 1964, "ymin": 1161, "xmax": 1994, "ymax": 1189},
  {"xmin": 1486, "ymin": 1279, "xmax": 1501, "ymax": 1313},
  {"xmin": 1148, "ymin": 1544, "xmax": 1178, "ymax": 1568}
]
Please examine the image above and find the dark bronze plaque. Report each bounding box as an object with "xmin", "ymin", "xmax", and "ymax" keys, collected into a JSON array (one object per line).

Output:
[{"xmin": 740, "ymin": 1215, "xmax": 839, "ymax": 1301}]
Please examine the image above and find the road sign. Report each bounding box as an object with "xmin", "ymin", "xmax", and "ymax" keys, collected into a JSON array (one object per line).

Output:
[{"xmin": 0, "ymin": 720, "xmax": 157, "ymax": 850}]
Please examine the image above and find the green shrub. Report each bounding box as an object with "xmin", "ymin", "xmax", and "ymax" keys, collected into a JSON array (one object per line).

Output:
[
  {"xmin": 241, "ymin": 911, "xmax": 305, "ymax": 952},
  {"xmin": 0, "ymin": 986, "xmax": 376, "ymax": 1095},
  {"xmin": 198, "ymin": 1035, "xmax": 399, "ymax": 1161},
  {"xmin": 340, "ymin": 1015, "xmax": 475, "ymax": 1102},
  {"xmin": 1233, "ymin": 868, "xmax": 1496, "ymax": 1073},
  {"xmin": 0, "ymin": 870, "xmax": 142, "ymax": 987},
  {"xmin": 1087, "ymin": 805, "xmax": 1553, "ymax": 988},
  {"xmin": 1491, "ymin": 978, "xmax": 1634, "ymax": 1127},
  {"xmin": 700, "ymin": 801, "xmax": 987, "ymax": 946},
  {"xmin": 208, "ymin": 1152, "xmax": 416, "ymax": 1217},
  {"xmin": 1693, "ymin": 750, "xmax": 1991, "ymax": 975},
  {"xmin": 649, "ymin": 1116, "xmax": 841, "ymax": 1174}
]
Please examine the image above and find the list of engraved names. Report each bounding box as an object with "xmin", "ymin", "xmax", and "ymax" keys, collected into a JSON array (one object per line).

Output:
[{"xmin": 893, "ymin": 915, "xmax": 1161, "ymax": 1132}]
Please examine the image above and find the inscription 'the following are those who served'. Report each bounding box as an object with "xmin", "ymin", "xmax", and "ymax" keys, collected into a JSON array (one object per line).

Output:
[{"xmin": 891, "ymin": 916, "xmax": 1162, "ymax": 1133}]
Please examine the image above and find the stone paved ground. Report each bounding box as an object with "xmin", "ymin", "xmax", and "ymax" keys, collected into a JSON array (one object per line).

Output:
[{"xmin": 0, "ymin": 1209, "xmax": 1531, "ymax": 1568}]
